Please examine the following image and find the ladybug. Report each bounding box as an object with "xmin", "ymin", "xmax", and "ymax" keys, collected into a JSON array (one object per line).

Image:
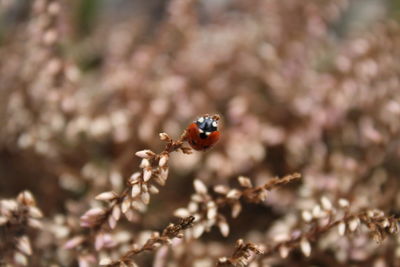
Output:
[{"xmin": 186, "ymin": 115, "xmax": 220, "ymax": 151}]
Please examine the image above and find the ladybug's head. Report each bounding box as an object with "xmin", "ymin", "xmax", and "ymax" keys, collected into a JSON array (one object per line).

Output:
[{"xmin": 195, "ymin": 116, "xmax": 218, "ymax": 139}]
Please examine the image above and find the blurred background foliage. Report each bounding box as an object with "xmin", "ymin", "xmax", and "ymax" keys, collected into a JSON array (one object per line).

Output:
[{"xmin": 2, "ymin": 0, "xmax": 400, "ymax": 266}]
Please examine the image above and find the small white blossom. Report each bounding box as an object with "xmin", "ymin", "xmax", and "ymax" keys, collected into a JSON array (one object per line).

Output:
[
  {"xmin": 135, "ymin": 149, "xmax": 155, "ymax": 159},
  {"xmin": 300, "ymin": 238, "xmax": 311, "ymax": 257},
  {"xmin": 194, "ymin": 179, "xmax": 208, "ymax": 194},
  {"xmin": 95, "ymin": 191, "xmax": 117, "ymax": 201}
]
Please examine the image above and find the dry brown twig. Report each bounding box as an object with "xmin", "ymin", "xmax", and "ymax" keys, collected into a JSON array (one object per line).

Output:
[
  {"xmin": 102, "ymin": 216, "xmax": 195, "ymax": 266},
  {"xmin": 174, "ymin": 173, "xmax": 302, "ymax": 239},
  {"xmin": 66, "ymin": 131, "xmax": 191, "ymax": 249},
  {"xmin": 216, "ymin": 197, "xmax": 400, "ymax": 267},
  {"xmin": 264, "ymin": 199, "xmax": 400, "ymax": 260},
  {"xmin": 79, "ymin": 130, "xmax": 192, "ymax": 231}
]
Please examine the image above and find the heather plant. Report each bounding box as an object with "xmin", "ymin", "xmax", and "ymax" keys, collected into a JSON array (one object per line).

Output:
[{"xmin": 1, "ymin": 0, "xmax": 400, "ymax": 266}]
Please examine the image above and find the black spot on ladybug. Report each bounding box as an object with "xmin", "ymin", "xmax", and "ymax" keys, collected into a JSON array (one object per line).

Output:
[
  {"xmin": 203, "ymin": 145, "xmax": 210, "ymax": 149},
  {"xmin": 199, "ymin": 132, "xmax": 208, "ymax": 139}
]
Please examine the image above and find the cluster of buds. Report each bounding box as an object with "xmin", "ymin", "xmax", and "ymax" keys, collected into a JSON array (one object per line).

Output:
[
  {"xmin": 79, "ymin": 132, "xmax": 190, "ymax": 230},
  {"xmin": 174, "ymin": 179, "xmax": 230, "ymax": 238},
  {"xmin": 0, "ymin": 191, "xmax": 43, "ymax": 266},
  {"xmin": 360, "ymin": 209, "xmax": 399, "ymax": 243},
  {"xmin": 264, "ymin": 197, "xmax": 400, "ymax": 260},
  {"xmin": 71, "ymin": 131, "xmax": 192, "ymax": 261},
  {"xmin": 102, "ymin": 216, "xmax": 195, "ymax": 266},
  {"xmin": 174, "ymin": 173, "xmax": 302, "ymax": 239},
  {"xmin": 214, "ymin": 173, "xmax": 302, "ymax": 217},
  {"xmin": 217, "ymin": 239, "xmax": 264, "ymax": 267}
]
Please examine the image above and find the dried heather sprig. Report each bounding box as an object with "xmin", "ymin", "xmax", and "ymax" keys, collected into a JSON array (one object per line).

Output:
[
  {"xmin": 70, "ymin": 118, "xmax": 212, "ymax": 262},
  {"xmin": 263, "ymin": 198, "xmax": 400, "ymax": 260},
  {"xmin": 79, "ymin": 129, "xmax": 192, "ymax": 232},
  {"xmin": 175, "ymin": 173, "xmax": 301, "ymax": 238},
  {"xmin": 103, "ymin": 216, "xmax": 195, "ymax": 266},
  {"xmin": 217, "ymin": 239, "xmax": 264, "ymax": 267},
  {"xmin": 214, "ymin": 198, "xmax": 400, "ymax": 266},
  {"xmin": 0, "ymin": 191, "xmax": 44, "ymax": 266}
]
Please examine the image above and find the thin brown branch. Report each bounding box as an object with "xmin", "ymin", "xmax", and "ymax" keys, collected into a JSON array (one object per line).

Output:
[{"xmin": 106, "ymin": 216, "xmax": 195, "ymax": 266}]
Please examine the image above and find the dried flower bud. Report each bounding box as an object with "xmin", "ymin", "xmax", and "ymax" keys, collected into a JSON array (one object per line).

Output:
[
  {"xmin": 279, "ymin": 245, "xmax": 289, "ymax": 258},
  {"xmin": 312, "ymin": 205, "xmax": 323, "ymax": 218},
  {"xmin": 174, "ymin": 208, "xmax": 191, "ymax": 218},
  {"xmin": 143, "ymin": 168, "xmax": 152, "ymax": 182},
  {"xmin": 17, "ymin": 236, "xmax": 32, "ymax": 255},
  {"xmin": 367, "ymin": 210, "xmax": 375, "ymax": 218},
  {"xmin": 140, "ymin": 159, "xmax": 151, "ymax": 168},
  {"xmin": 302, "ymin": 210, "xmax": 313, "ymax": 222},
  {"xmin": 219, "ymin": 257, "xmax": 228, "ymax": 263},
  {"xmin": 83, "ymin": 208, "xmax": 105, "ymax": 218},
  {"xmin": 349, "ymin": 218, "xmax": 360, "ymax": 231},
  {"xmin": 207, "ymin": 203, "xmax": 218, "ymax": 220},
  {"xmin": 321, "ymin": 196, "xmax": 332, "ymax": 211},
  {"xmin": 227, "ymin": 189, "xmax": 241, "ymax": 199},
  {"xmin": 238, "ymin": 176, "xmax": 252, "ymax": 188},
  {"xmin": 1, "ymin": 200, "xmax": 18, "ymax": 213},
  {"xmin": 381, "ymin": 219, "xmax": 390, "ymax": 228},
  {"xmin": 28, "ymin": 206, "xmax": 43, "ymax": 218},
  {"xmin": 95, "ymin": 191, "xmax": 117, "ymax": 201},
  {"xmin": 149, "ymin": 185, "xmax": 159, "ymax": 194},
  {"xmin": 121, "ymin": 197, "xmax": 131, "ymax": 213},
  {"xmin": 338, "ymin": 198, "xmax": 349, "ymax": 208},
  {"xmin": 108, "ymin": 216, "xmax": 117, "ymax": 229},
  {"xmin": 153, "ymin": 175, "xmax": 166, "ymax": 186},
  {"xmin": 214, "ymin": 185, "xmax": 229, "ymax": 194},
  {"xmin": 159, "ymin": 154, "xmax": 169, "ymax": 167},
  {"xmin": 135, "ymin": 149, "xmax": 155, "ymax": 159},
  {"xmin": 131, "ymin": 183, "xmax": 141, "ymax": 198},
  {"xmin": 112, "ymin": 205, "xmax": 121, "ymax": 221},
  {"xmin": 141, "ymin": 192, "xmax": 150, "ymax": 205},
  {"xmin": 300, "ymin": 238, "xmax": 311, "ymax": 257},
  {"xmin": 14, "ymin": 252, "xmax": 28, "ymax": 266},
  {"xmin": 191, "ymin": 194, "xmax": 203, "ymax": 203},
  {"xmin": 159, "ymin": 132, "xmax": 170, "ymax": 141},
  {"xmin": 132, "ymin": 200, "xmax": 147, "ymax": 212},
  {"xmin": 141, "ymin": 184, "xmax": 148, "ymax": 193},
  {"xmin": 152, "ymin": 231, "xmax": 161, "ymax": 239},
  {"xmin": 17, "ymin": 191, "xmax": 35, "ymax": 206},
  {"xmin": 218, "ymin": 220, "xmax": 230, "ymax": 237},
  {"xmin": 28, "ymin": 218, "xmax": 43, "ymax": 229},
  {"xmin": 125, "ymin": 209, "xmax": 138, "ymax": 222},
  {"xmin": 64, "ymin": 236, "xmax": 84, "ymax": 249},
  {"xmin": 188, "ymin": 202, "xmax": 198, "ymax": 213},
  {"xmin": 99, "ymin": 257, "xmax": 112, "ymax": 266},
  {"xmin": 129, "ymin": 172, "xmax": 141, "ymax": 184},
  {"xmin": 80, "ymin": 208, "xmax": 105, "ymax": 228},
  {"xmin": 194, "ymin": 179, "xmax": 208, "ymax": 194},
  {"xmin": 338, "ymin": 221, "xmax": 346, "ymax": 236},
  {"xmin": 193, "ymin": 223, "xmax": 205, "ymax": 238},
  {"xmin": 159, "ymin": 168, "xmax": 169, "ymax": 182},
  {"xmin": 231, "ymin": 202, "xmax": 242, "ymax": 218}
]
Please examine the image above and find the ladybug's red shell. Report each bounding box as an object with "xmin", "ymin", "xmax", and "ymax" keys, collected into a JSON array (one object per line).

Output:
[{"xmin": 186, "ymin": 116, "xmax": 220, "ymax": 151}]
